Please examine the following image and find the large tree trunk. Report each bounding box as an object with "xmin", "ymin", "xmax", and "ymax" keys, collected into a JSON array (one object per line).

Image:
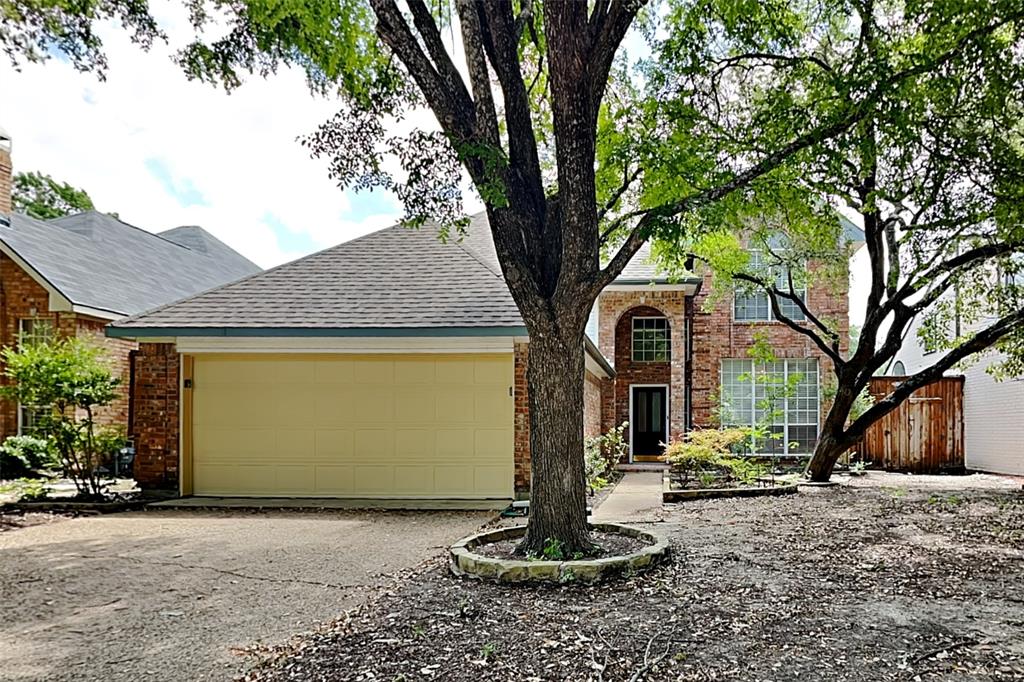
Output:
[
  {"xmin": 518, "ymin": 325, "xmax": 593, "ymax": 556},
  {"xmin": 805, "ymin": 382, "xmax": 857, "ymax": 482}
]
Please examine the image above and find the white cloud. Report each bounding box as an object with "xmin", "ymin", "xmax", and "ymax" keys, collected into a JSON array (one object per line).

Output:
[{"xmin": 0, "ymin": 0, "xmax": 406, "ymax": 268}]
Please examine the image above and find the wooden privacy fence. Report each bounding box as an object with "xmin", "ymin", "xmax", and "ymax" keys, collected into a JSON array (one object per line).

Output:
[{"xmin": 851, "ymin": 376, "xmax": 965, "ymax": 474}]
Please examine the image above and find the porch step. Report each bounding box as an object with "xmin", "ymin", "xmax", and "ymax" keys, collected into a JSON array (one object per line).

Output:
[{"xmin": 616, "ymin": 463, "xmax": 669, "ymax": 472}]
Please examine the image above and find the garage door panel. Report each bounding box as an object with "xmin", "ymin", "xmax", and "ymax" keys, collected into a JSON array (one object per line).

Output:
[
  {"xmin": 314, "ymin": 388, "xmax": 355, "ymax": 426},
  {"xmin": 474, "ymin": 390, "xmax": 509, "ymax": 423},
  {"xmin": 314, "ymin": 465, "xmax": 353, "ymax": 493},
  {"xmin": 353, "ymin": 465, "xmax": 394, "ymax": 493},
  {"xmin": 191, "ymin": 353, "xmax": 513, "ymax": 498},
  {"xmin": 313, "ymin": 360, "xmax": 354, "ymax": 384},
  {"xmin": 394, "ymin": 359, "xmax": 435, "ymax": 384},
  {"xmin": 434, "ymin": 388, "xmax": 476, "ymax": 423},
  {"xmin": 433, "ymin": 465, "xmax": 472, "ymax": 494},
  {"xmin": 394, "ymin": 388, "xmax": 435, "ymax": 422},
  {"xmin": 474, "ymin": 428, "xmax": 513, "ymax": 458},
  {"xmin": 354, "ymin": 387, "xmax": 395, "ymax": 422},
  {"xmin": 395, "ymin": 428, "xmax": 434, "ymax": 457},
  {"xmin": 315, "ymin": 429, "xmax": 354, "ymax": 458},
  {"xmin": 394, "ymin": 465, "xmax": 433, "ymax": 493},
  {"xmin": 354, "ymin": 359, "xmax": 392, "ymax": 384},
  {"xmin": 275, "ymin": 429, "xmax": 315, "ymax": 458},
  {"xmin": 195, "ymin": 426, "xmax": 277, "ymax": 459},
  {"xmin": 353, "ymin": 428, "xmax": 395, "ymax": 457},
  {"xmin": 474, "ymin": 466, "xmax": 511, "ymax": 495}
]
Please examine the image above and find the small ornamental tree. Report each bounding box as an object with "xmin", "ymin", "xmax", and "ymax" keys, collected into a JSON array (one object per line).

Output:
[
  {"xmin": 5, "ymin": 0, "xmax": 1021, "ymax": 550},
  {"xmin": 0, "ymin": 339, "xmax": 120, "ymax": 500}
]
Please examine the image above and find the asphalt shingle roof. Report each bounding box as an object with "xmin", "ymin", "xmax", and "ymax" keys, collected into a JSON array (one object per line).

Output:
[
  {"xmin": 1, "ymin": 211, "xmax": 260, "ymax": 317},
  {"xmin": 108, "ymin": 213, "xmax": 710, "ymax": 333},
  {"xmin": 111, "ymin": 221, "xmax": 524, "ymax": 330}
]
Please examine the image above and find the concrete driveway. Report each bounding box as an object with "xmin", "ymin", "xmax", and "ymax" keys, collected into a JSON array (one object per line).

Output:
[{"xmin": 0, "ymin": 509, "xmax": 491, "ymax": 682}]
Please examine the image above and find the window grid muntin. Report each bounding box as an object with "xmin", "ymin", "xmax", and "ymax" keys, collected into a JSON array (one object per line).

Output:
[
  {"xmin": 733, "ymin": 250, "xmax": 807, "ymax": 322},
  {"xmin": 631, "ymin": 317, "xmax": 670, "ymax": 362},
  {"xmin": 18, "ymin": 318, "xmax": 54, "ymax": 347},
  {"xmin": 720, "ymin": 358, "xmax": 820, "ymax": 456}
]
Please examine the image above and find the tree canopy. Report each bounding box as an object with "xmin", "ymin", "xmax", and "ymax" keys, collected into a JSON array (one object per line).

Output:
[
  {"xmin": 13, "ymin": 171, "xmax": 96, "ymax": 220},
  {"xmin": 4, "ymin": 0, "xmax": 1022, "ymax": 543}
]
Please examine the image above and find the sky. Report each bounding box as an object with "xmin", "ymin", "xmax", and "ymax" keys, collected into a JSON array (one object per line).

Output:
[
  {"xmin": 0, "ymin": 4, "xmax": 869, "ymax": 325},
  {"xmin": 0, "ymin": 2, "xmax": 411, "ymax": 269}
]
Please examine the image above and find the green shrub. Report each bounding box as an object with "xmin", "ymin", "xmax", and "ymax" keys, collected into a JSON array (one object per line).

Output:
[
  {"xmin": 0, "ymin": 339, "xmax": 120, "ymax": 500},
  {"xmin": 15, "ymin": 477, "xmax": 48, "ymax": 501},
  {"xmin": 666, "ymin": 428, "xmax": 767, "ymax": 488},
  {"xmin": 0, "ymin": 435, "xmax": 58, "ymax": 477},
  {"xmin": 583, "ymin": 422, "xmax": 628, "ymax": 494},
  {"xmin": 92, "ymin": 427, "xmax": 129, "ymax": 469}
]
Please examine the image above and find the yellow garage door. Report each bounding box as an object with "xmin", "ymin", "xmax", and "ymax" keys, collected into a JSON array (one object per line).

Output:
[{"xmin": 189, "ymin": 353, "xmax": 514, "ymax": 498}]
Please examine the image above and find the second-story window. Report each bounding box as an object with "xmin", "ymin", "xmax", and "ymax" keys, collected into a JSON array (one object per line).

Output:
[
  {"xmin": 632, "ymin": 317, "xmax": 670, "ymax": 362},
  {"xmin": 734, "ymin": 251, "xmax": 807, "ymax": 322}
]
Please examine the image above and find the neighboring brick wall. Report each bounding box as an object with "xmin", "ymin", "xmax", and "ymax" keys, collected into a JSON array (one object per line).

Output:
[
  {"xmin": 0, "ymin": 255, "xmax": 138, "ymax": 441},
  {"xmin": 0, "ymin": 253, "xmax": 54, "ymax": 437},
  {"xmin": 690, "ymin": 263, "xmax": 849, "ymax": 427},
  {"xmin": 513, "ymin": 341, "xmax": 530, "ymax": 495},
  {"xmin": 70, "ymin": 315, "xmax": 137, "ymax": 431},
  {"xmin": 597, "ymin": 291, "xmax": 688, "ymax": 447},
  {"xmin": 131, "ymin": 343, "xmax": 179, "ymax": 490}
]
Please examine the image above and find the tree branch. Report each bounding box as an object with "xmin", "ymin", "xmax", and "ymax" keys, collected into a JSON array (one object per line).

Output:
[{"xmin": 844, "ymin": 306, "xmax": 1024, "ymax": 441}]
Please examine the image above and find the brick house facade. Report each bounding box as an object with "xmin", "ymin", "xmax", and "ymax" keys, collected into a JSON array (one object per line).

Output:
[{"xmin": 0, "ymin": 252, "xmax": 138, "ymax": 440}]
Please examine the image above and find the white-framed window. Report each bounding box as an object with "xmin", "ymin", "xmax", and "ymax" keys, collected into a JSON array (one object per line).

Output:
[
  {"xmin": 720, "ymin": 358, "xmax": 820, "ymax": 456},
  {"xmin": 18, "ymin": 317, "xmax": 54, "ymax": 347},
  {"xmin": 17, "ymin": 405, "xmax": 49, "ymax": 437},
  {"xmin": 891, "ymin": 360, "xmax": 906, "ymax": 375},
  {"xmin": 733, "ymin": 251, "xmax": 807, "ymax": 322},
  {"xmin": 632, "ymin": 317, "xmax": 670, "ymax": 362},
  {"xmin": 16, "ymin": 318, "xmax": 55, "ymax": 435}
]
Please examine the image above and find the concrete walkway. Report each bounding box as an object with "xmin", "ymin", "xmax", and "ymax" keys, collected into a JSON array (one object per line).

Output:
[{"xmin": 592, "ymin": 471, "xmax": 664, "ymax": 522}]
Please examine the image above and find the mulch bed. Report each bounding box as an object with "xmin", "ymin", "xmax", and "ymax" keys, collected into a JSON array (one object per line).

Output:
[
  {"xmin": 238, "ymin": 485, "xmax": 1024, "ymax": 681},
  {"xmin": 472, "ymin": 529, "xmax": 649, "ymax": 559}
]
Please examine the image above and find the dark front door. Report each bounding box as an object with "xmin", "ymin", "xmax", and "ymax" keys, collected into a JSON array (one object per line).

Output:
[{"xmin": 632, "ymin": 386, "xmax": 667, "ymax": 459}]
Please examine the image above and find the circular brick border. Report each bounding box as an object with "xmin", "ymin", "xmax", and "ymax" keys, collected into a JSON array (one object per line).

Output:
[{"xmin": 449, "ymin": 522, "xmax": 669, "ymax": 584}]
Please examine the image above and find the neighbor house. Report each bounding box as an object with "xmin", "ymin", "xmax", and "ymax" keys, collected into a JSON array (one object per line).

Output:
[
  {"xmin": 0, "ymin": 129, "xmax": 260, "ymax": 443},
  {"xmin": 109, "ymin": 211, "xmax": 860, "ymax": 501}
]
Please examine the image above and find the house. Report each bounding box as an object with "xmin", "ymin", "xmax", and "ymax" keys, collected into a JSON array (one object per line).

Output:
[
  {"xmin": 891, "ymin": 290, "xmax": 1024, "ymax": 476},
  {"xmin": 108, "ymin": 210, "xmax": 856, "ymax": 501},
  {"xmin": 0, "ymin": 128, "xmax": 261, "ymax": 442}
]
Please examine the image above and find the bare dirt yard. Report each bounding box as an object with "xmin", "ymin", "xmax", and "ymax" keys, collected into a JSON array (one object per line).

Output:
[{"xmin": 241, "ymin": 473, "xmax": 1024, "ymax": 681}]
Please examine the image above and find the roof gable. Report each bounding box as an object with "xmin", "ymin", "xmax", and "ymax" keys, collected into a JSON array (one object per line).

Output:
[{"xmin": 1, "ymin": 211, "xmax": 260, "ymax": 317}]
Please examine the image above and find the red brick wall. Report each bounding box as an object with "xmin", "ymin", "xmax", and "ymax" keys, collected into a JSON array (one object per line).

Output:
[
  {"xmin": 131, "ymin": 343, "xmax": 179, "ymax": 490},
  {"xmin": 69, "ymin": 315, "xmax": 137, "ymax": 431},
  {"xmin": 0, "ymin": 254, "xmax": 137, "ymax": 441},
  {"xmin": 584, "ymin": 370, "xmax": 603, "ymax": 439},
  {"xmin": 0, "ymin": 254, "xmax": 53, "ymax": 437},
  {"xmin": 690, "ymin": 263, "xmax": 849, "ymax": 427},
  {"xmin": 597, "ymin": 291, "xmax": 688, "ymax": 447}
]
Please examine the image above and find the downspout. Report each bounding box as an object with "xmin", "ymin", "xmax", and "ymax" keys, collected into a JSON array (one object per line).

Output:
[{"xmin": 685, "ymin": 275, "xmax": 702, "ymax": 432}]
